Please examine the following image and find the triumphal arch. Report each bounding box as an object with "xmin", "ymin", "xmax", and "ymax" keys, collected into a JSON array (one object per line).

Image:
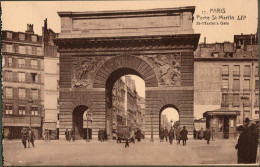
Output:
[{"xmin": 54, "ymin": 6, "xmax": 200, "ymax": 140}]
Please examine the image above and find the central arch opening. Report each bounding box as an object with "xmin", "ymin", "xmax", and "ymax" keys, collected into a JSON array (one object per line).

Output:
[{"xmin": 106, "ymin": 68, "xmax": 145, "ymax": 139}]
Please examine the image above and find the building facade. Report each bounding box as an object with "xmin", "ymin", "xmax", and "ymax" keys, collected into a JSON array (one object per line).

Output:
[
  {"xmin": 42, "ymin": 19, "xmax": 60, "ymax": 139},
  {"xmin": 2, "ymin": 25, "xmax": 44, "ymax": 139},
  {"xmin": 194, "ymin": 33, "xmax": 258, "ymax": 138}
]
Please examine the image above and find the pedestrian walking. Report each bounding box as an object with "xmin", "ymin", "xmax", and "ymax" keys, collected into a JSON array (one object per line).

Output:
[
  {"xmin": 100, "ymin": 129, "xmax": 104, "ymax": 142},
  {"xmin": 180, "ymin": 126, "xmax": 188, "ymax": 146},
  {"xmin": 21, "ymin": 127, "xmax": 28, "ymax": 148},
  {"xmin": 175, "ymin": 126, "xmax": 181, "ymax": 145},
  {"xmin": 98, "ymin": 128, "xmax": 101, "ymax": 141},
  {"xmin": 164, "ymin": 127, "xmax": 169, "ymax": 142},
  {"xmin": 65, "ymin": 129, "xmax": 69, "ymax": 141},
  {"xmin": 28, "ymin": 129, "xmax": 35, "ymax": 147},
  {"xmin": 204, "ymin": 128, "xmax": 211, "ymax": 144},
  {"xmin": 159, "ymin": 128, "xmax": 164, "ymax": 142},
  {"xmin": 168, "ymin": 127, "xmax": 174, "ymax": 145},
  {"xmin": 124, "ymin": 130, "xmax": 129, "ymax": 148}
]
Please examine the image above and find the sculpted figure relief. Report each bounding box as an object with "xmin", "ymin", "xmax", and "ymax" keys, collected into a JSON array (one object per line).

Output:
[
  {"xmin": 145, "ymin": 54, "xmax": 181, "ymax": 86},
  {"xmin": 72, "ymin": 57, "xmax": 103, "ymax": 88}
]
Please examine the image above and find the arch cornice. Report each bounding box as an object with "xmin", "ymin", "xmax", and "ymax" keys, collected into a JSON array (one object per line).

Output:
[{"xmin": 93, "ymin": 55, "xmax": 159, "ymax": 88}]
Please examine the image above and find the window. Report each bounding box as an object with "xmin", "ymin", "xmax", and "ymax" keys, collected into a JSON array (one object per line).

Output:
[
  {"xmin": 5, "ymin": 104, "xmax": 13, "ymax": 114},
  {"xmin": 6, "ymin": 32, "xmax": 12, "ymax": 39},
  {"xmin": 233, "ymin": 65, "xmax": 240, "ymax": 75},
  {"xmin": 18, "ymin": 88, "xmax": 26, "ymax": 99},
  {"xmin": 233, "ymin": 79, "xmax": 240, "ymax": 91},
  {"xmin": 255, "ymin": 66, "xmax": 259, "ymax": 76},
  {"xmin": 31, "ymin": 60, "xmax": 38, "ymax": 69},
  {"xmin": 234, "ymin": 94, "xmax": 240, "ymax": 102},
  {"xmin": 255, "ymin": 110, "xmax": 259, "ymax": 115},
  {"xmin": 222, "ymin": 94, "xmax": 228, "ymax": 102},
  {"xmin": 222, "ymin": 79, "xmax": 229, "ymax": 90},
  {"xmin": 18, "ymin": 72, "xmax": 25, "ymax": 82},
  {"xmin": 244, "ymin": 111, "xmax": 250, "ymax": 120},
  {"xmin": 31, "ymin": 73, "xmax": 38, "ymax": 83},
  {"xmin": 6, "ymin": 44, "xmax": 14, "ymax": 53},
  {"xmin": 244, "ymin": 65, "xmax": 251, "ymax": 76},
  {"xmin": 31, "ymin": 106, "xmax": 38, "ymax": 115},
  {"xmin": 31, "ymin": 89, "xmax": 38, "ymax": 100},
  {"xmin": 5, "ymin": 71, "xmax": 12, "ymax": 81},
  {"xmin": 222, "ymin": 65, "xmax": 229, "ymax": 75},
  {"xmin": 255, "ymin": 80, "xmax": 259, "ymax": 90},
  {"xmin": 18, "ymin": 45, "xmax": 26, "ymax": 54},
  {"xmin": 6, "ymin": 87, "xmax": 13, "ymax": 98},
  {"xmin": 31, "ymin": 35, "xmax": 37, "ymax": 42},
  {"xmin": 18, "ymin": 59, "xmax": 25, "ymax": 68},
  {"xmin": 37, "ymin": 47, "xmax": 43, "ymax": 55},
  {"xmin": 243, "ymin": 79, "xmax": 250, "ymax": 91},
  {"xmin": 8, "ymin": 58, "xmax": 13, "ymax": 67},
  {"xmin": 32, "ymin": 46, "xmax": 37, "ymax": 55},
  {"xmin": 26, "ymin": 46, "xmax": 32, "ymax": 55},
  {"xmin": 18, "ymin": 106, "xmax": 26, "ymax": 115},
  {"xmin": 19, "ymin": 33, "xmax": 25, "ymax": 40}
]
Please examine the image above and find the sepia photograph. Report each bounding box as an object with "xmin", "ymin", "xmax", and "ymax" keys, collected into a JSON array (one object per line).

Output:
[{"xmin": 1, "ymin": 0, "xmax": 259, "ymax": 166}]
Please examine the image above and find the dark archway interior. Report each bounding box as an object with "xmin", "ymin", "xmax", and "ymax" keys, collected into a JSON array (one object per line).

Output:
[
  {"xmin": 105, "ymin": 67, "xmax": 143, "ymax": 138},
  {"xmin": 159, "ymin": 104, "xmax": 180, "ymax": 134},
  {"xmin": 73, "ymin": 105, "xmax": 88, "ymax": 140}
]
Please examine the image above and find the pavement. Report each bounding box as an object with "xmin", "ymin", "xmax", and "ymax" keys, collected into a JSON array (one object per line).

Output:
[{"xmin": 2, "ymin": 139, "xmax": 259, "ymax": 166}]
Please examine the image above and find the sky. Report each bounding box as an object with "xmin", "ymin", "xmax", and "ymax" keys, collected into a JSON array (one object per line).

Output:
[{"xmin": 2, "ymin": 0, "xmax": 258, "ymax": 122}]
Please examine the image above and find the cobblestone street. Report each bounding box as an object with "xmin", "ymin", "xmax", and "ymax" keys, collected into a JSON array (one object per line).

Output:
[{"xmin": 2, "ymin": 139, "xmax": 247, "ymax": 166}]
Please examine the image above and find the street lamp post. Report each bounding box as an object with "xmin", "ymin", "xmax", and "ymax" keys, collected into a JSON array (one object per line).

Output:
[
  {"xmin": 29, "ymin": 99, "xmax": 33, "ymax": 128},
  {"xmin": 86, "ymin": 111, "xmax": 92, "ymax": 142},
  {"xmin": 170, "ymin": 119, "xmax": 173, "ymax": 128},
  {"xmin": 241, "ymin": 96, "xmax": 250, "ymax": 123},
  {"xmin": 150, "ymin": 112, "xmax": 154, "ymax": 142}
]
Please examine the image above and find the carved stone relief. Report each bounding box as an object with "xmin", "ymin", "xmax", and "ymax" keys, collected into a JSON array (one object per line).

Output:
[
  {"xmin": 72, "ymin": 56, "xmax": 106, "ymax": 88},
  {"xmin": 144, "ymin": 54, "xmax": 181, "ymax": 86}
]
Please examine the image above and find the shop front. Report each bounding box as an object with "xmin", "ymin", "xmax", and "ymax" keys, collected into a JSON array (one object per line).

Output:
[{"xmin": 203, "ymin": 108, "xmax": 240, "ymax": 139}]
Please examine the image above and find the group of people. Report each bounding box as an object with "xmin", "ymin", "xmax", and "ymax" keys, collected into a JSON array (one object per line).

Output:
[
  {"xmin": 21, "ymin": 127, "xmax": 35, "ymax": 148},
  {"xmin": 235, "ymin": 118, "xmax": 259, "ymax": 164},
  {"xmin": 98, "ymin": 128, "xmax": 107, "ymax": 142},
  {"xmin": 159, "ymin": 126, "xmax": 188, "ymax": 146},
  {"xmin": 65, "ymin": 129, "xmax": 75, "ymax": 142}
]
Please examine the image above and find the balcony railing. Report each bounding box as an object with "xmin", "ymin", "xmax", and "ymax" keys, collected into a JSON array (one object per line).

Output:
[
  {"xmin": 243, "ymin": 72, "xmax": 251, "ymax": 77},
  {"xmin": 221, "ymin": 72, "xmax": 229, "ymax": 76},
  {"xmin": 243, "ymin": 102, "xmax": 251, "ymax": 107}
]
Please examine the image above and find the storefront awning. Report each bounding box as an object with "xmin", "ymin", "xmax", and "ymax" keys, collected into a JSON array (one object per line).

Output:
[{"xmin": 203, "ymin": 108, "xmax": 240, "ymax": 117}]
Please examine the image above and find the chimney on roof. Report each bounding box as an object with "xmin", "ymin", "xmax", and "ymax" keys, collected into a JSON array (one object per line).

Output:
[{"xmin": 26, "ymin": 24, "xmax": 34, "ymax": 34}]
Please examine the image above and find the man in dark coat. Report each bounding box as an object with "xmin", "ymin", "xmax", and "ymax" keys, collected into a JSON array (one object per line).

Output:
[
  {"xmin": 180, "ymin": 126, "xmax": 188, "ymax": 146},
  {"xmin": 164, "ymin": 127, "xmax": 169, "ymax": 142},
  {"xmin": 98, "ymin": 128, "xmax": 101, "ymax": 141},
  {"xmin": 248, "ymin": 123, "xmax": 258, "ymax": 163},
  {"xmin": 168, "ymin": 127, "xmax": 174, "ymax": 145},
  {"xmin": 71, "ymin": 129, "xmax": 75, "ymax": 142},
  {"xmin": 204, "ymin": 128, "xmax": 211, "ymax": 144},
  {"xmin": 21, "ymin": 128, "xmax": 27, "ymax": 148},
  {"xmin": 235, "ymin": 125, "xmax": 248, "ymax": 163},
  {"xmin": 28, "ymin": 129, "xmax": 35, "ymax": 147},
  {"xmin": 159, "ymin": 128, "xmax": 164, "ymax": 142},
  {"xmin": 175, "ymin": 126, "xmax": 181, "ymax": 145},
  {"xmin": 65, "ymin": 129, "xmax": 69, "ymax": 141}
]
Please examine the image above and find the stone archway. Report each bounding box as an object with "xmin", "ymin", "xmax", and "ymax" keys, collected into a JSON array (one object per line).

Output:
[
  {"xmin": 93, "ymin": 55, "xmax": 159, "ymax": 139},
  {"xmin": 54, "ymin": 7, "xmax": 200, "ymax": 140},
  {"xmin": 72, "ymin": 105, "xmax": 88, "ymax": 140}
]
